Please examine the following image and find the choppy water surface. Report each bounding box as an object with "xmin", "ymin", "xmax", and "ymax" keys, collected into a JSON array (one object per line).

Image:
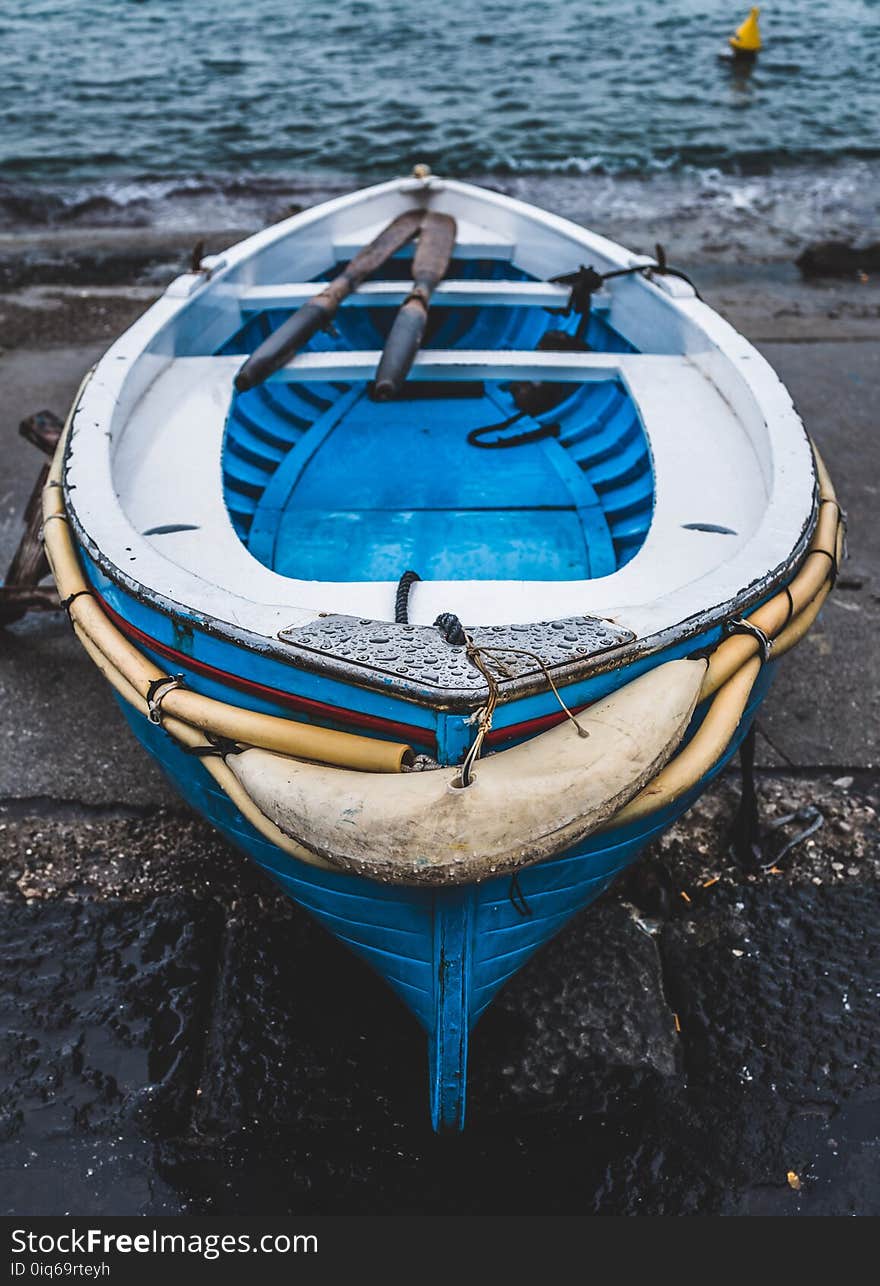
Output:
[
  {"xmin": 3, "ymin": 0, "xmax": 880, "ymax": 179},
  {"xmin": 1, "ymin": 0, "xmax": 878, "ymax": 248}
]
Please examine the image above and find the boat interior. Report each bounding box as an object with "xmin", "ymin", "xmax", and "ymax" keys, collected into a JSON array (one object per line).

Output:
[
  {"xmin": 76, "ymin": 180, "xmax": 813, "ymax": 640},
  {"xmin": 219, "ymin": 256, "xmax": 652, "ymax": 585}
]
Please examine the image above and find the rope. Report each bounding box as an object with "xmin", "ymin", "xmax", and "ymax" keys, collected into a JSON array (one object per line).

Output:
[
  {"xmin": 508, "ymin": 871, "xmax": 533, "ymax": 917},
  {"xmin": 466, "ymin": 248, "xmax": 699, "ymax": 453},
  {"xmin": 724, "ymin": 617, "xmax": 773, "ymax": 663},
  {"xmin": 394, "ymin": 569, "xmax": 421, "ymax": 624},
  {"xmin": 145, "ymin": 673, "xmax": 186, "ymax": 725},
  {"xmin": 433, "ymin": 613, "xmax": 589, "ymax": 787},
  {"xmin": 182, "ymin": 732, "xmax": 244, "ymax": 760},
  {"xmin": 811, "ymin": 546, "xmax": 840, "ymax": 587},
  {"xmin": 465, "ymin": 329, "xmax": 589, "ymax": 448},
  {"xmin": 474, "ymin": 642, "xmax": 590, "ymax": 738},
  {"xmin": 553, "ymin": 243, "xmax": 703, "ymax": 303},
  {"xmin": 764, "ymin": 805, "xmax": 824, "ymax": 871},
  {"xmin": 60, "ymin": 588, "xmax": 93, "ymax": 615},
  {"xmin": 466, "ymin": 411, "xmax": 561, "ymax": 449},
  {"xmin": 781, "ymin": 585, "xmax": 795, "ymax": 631},
  {"xmin": 456, "ymin": 635, "xmax": 508, "ymax": 787},
  {"xmin": 434, "ymin": 612, "xmax": 468, "ymax": 647}
]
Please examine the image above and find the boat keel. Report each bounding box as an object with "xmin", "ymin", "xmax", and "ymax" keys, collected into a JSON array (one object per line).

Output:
[{"xmin": 429, "ymin": 887, "xmax": 474, "ymax": 1131}]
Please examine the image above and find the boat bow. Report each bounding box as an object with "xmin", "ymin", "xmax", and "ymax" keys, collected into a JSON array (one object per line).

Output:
[{"xmin": 225, "ymin": 658, "xmax": 706, "ymax": 885}]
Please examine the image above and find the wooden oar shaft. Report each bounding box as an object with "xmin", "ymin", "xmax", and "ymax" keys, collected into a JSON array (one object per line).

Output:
[
  {"xmin": 372, "ymin": 212, "xmax": 457, "ymax": 401},
  {"xmin": 234, "ymin": 208, "xmax": 426, "ymax": 393}
]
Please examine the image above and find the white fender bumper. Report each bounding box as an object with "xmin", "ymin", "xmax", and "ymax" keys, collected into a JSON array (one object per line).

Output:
[{"xmin": 227, "ymin": 658, "xmax": 706, "ymax": 886}]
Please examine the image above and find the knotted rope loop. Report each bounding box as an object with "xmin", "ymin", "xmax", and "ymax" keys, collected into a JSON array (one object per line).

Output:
[
  {"xmin": 724, "ymin": 617, "xmax": 773, "ymax": 663},
  {"xmin": 433, "ymin": 613, "xmax": 590, "ymax": 787},
  {"xmin": 182, "ymin": 732, "xmax": 244, "ymax": 760},
  {"xmin": 145, "ymin": 673, "xmax": 186, "ymax": 725},
  {"xmin": 60, "ymin": 588, "xmax": 94, "ymax": 616},
  {"xmin": 433, "ymin": 612, "xmax": 468, "ymax": 647}
]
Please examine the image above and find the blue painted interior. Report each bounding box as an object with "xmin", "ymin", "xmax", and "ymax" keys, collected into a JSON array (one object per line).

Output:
[{"xmin": 218, "ymin": 257, "xmax": 653, "ymax": 582}]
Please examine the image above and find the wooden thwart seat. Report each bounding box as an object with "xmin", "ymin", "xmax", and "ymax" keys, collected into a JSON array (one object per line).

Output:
[
  {"xmin": 263, "ymin": 348, "xmax": 657, "ymax": 383},
  {"xmin": 238, "ymin": 280, "xmax": 582, "ymax": 312}
]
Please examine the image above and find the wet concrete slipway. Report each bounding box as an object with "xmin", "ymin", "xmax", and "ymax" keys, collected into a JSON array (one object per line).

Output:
[{"xmin": 0, "ymin": 244, "xmax": 878, "ymax": 1216}]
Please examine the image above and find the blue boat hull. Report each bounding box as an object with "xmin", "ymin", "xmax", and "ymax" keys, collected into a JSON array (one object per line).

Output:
[
  {"xmin": 117, "ymin": 665, "xmax": 772, "ymax": 1130},
  {"xmin": 65, "ymin": 244, "xmax": 780, "ymax": 1128},
  {"xmin": 48, "ymin": 189, "xmax": 826, "ymax": 1133}
]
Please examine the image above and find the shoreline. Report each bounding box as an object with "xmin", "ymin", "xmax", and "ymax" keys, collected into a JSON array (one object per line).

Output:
[{"xmin": 0, "ymin": 218, "xmax": 878, "ymax": 353}]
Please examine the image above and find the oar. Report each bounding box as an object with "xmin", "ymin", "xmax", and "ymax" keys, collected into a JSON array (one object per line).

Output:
[
  {"xmin": 234, "ymin": 208, "xmax": 426, "ymax": 393},
  {"xmin": 371, "ymin": 211, "xmax": 457, "ymax": 401}
]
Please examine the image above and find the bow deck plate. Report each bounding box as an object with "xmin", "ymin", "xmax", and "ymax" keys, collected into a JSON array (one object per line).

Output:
[{"xmin": 278, "ymin": 614, "xmax": 636, "ymax": 706}]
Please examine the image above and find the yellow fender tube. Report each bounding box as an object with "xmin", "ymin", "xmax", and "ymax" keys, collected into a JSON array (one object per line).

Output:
[
  {"xmin": 42, "ymin": 471, "xmax": 412, "ymax": 776},
  {"xmin": 71, "ymin": 619, "xmax": 331, "ymax": 869},
  {"xmin": 701, "ymin": 448, "xmax": 840, "ymax": 699},
  {"xmin": 610, "ymin": 656, "xmax": 762, "ymax": 828},
  {"xmin": 612, "ymin": 450, "xmax": 841, "ymax": 829},
  {"xmin": 225, "ymin": 658, "xmax": 707, "ymax": 886},
  {"xmin": 610, "ymin": 577, "xmax": 832, "ymax": 832}
]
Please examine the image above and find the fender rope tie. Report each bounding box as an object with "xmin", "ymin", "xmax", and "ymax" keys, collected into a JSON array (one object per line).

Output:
[
  {"xmin": 811, "ymin": 546, "xmax": 840, "ymax": 587},
  {"xmin": 434, "ymin": 614, "xmax": 589, "ymax": 787},
  {"xmin": 145, "ymin": 673, "xmax": 186, "ymax": 725},
  {"xmin": 60, "ymin": 588, "xmax": 93, "ymax": 615},
  {"xmin": 820, "ymin": 496, "xmax": 848, "ymax": 561},
  {"xmin": 781, "ymin": 584, "xmax": 796, "ymax": 631},
  {"xmin": 724, "ymin": 617, "xmax": 773, "ymax": 663},
  {"xmin": 508, "ymin": 871, "xmax": 533, "ymax": 917},
  {"xmin": 394, "ymin": 569, "xmax": 421, "ymax": 624},
  {"xmin": 182, "ymin": 732, "xmax": 244, "ymax": 760}
]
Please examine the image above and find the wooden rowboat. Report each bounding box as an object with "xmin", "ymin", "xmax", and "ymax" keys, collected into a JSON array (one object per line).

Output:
[{"xmin": 39, "ymin": 171, "xmax": 840, "ymax": 1129}]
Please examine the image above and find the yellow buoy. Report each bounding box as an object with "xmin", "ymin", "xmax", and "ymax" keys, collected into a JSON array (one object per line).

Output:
[{"xmin": 729, "ymin": 6, "xmax": 762, "ymax": 54}]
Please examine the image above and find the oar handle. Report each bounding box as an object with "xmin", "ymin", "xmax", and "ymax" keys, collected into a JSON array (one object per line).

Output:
[
  {"xmin": 234, "ymin": 300, "xmax": 332, "ymax": 392},
  {"xmin": 372, "ymin": 299, "xmax": 428, "ymax": 401}
]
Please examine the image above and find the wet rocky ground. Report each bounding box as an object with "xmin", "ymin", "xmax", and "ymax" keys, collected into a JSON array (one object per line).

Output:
[
  {"xmin": 1, "ymin": 774, "xmax": 877, "ymax": 1215},
  {"xmin": 0, "ymin": 230, "xmax": 877, "ymax": 1215}
]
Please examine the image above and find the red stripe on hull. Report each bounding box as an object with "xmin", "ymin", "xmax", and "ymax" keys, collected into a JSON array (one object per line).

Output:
[
  {"xmin": 94, "ymin": 593, "xmax": 586, "ymax": 755},
  {"xmin": 95, "ymin": 593, "xmax": 438, "ymax": 749}
]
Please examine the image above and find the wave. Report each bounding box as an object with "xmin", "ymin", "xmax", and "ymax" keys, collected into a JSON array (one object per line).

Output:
[{"xmin": 1, "ymin": 161, "xmax": 876, "ymax": 272}]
